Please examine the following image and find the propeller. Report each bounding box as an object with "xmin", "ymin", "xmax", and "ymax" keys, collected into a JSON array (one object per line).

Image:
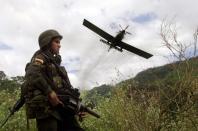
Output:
[
  {"xmin": 124, "ymin": 25, "xmax": 132, "ymax": 35},
  {"xmin": 119, "ymin": 24, "xmax": 123, "ymax": 30},
  {"xmin": 126, "ymin": 31, "xmax": 132, "ymax": 35},
  {"xmin": 118, "ymin": 24, "xmax": 132, "ymax": 35},
  {"xmin": 124, "ymin": 25, "xmax": 129, "ymax": 30}
]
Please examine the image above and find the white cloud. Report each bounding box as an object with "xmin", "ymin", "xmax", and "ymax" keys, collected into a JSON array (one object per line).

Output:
[{"xmin": 0, "ymin": 0, "xmax": 197, "ymax": 89}]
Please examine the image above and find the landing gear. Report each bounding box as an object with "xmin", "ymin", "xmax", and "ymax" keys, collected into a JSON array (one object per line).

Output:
[{"xmin": 100, "ymin": 39, "xmax": 123, "ymax": 52}]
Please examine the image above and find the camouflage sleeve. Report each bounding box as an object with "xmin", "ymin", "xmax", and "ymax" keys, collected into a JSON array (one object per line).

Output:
[{"xmin": 25, "ymin": 57, "xmax": 53, "ymax": 95}]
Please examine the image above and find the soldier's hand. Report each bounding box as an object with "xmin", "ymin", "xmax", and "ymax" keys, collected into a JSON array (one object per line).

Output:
[
  {"xmin": 78, "ymin": 112, "xmax": 87, "ymax": 122},
  {"xmin": 48, "ymin": 91, "xmax": 64, "ymax": 107}
]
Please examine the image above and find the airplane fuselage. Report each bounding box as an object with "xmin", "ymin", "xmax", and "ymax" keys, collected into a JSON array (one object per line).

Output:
[
  {"xmin": 110, "ymin": 31, "xmax": 125, "ymax": 47},
  {"xmin": 115, "ymin": 31, "xmax": 125, "ymax": 42}
]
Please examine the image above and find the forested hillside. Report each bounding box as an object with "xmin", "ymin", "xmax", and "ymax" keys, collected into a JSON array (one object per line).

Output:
[
  {"xmin": 0, "ymin": 56, "xmax": 197, "ymax": 131},
  {"xmin": 82, "ymin": 56, "xmax": 198, "ymax": 131},
  {"xmin": 84, "ymin": 56, "xmax": 198, "ymax": 99}
]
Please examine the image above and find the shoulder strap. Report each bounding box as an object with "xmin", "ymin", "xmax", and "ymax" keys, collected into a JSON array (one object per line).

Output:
[{"xmin": 41, "ymin": 53, "xmax": 73, "ymax": 90}]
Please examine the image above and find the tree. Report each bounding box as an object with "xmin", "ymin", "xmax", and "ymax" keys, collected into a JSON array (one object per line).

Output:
[{"xmin": 159, "ymin": 19, "xmax": 198, "ymax": 130}]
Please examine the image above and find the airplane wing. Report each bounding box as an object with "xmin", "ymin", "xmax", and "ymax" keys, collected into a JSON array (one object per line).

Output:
[
  {"xmin": 83, "ymin": 19, "xmax": 114, "ymax": 41},
  {"xmin": 118, "ymin": 41, "xmax": 153, "ymax": 59}
]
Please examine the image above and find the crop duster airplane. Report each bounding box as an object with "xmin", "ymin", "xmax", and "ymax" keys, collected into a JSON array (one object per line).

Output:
[{"xmin": 83, "ymin": 19, "xmax": 153, "ymax": 59}]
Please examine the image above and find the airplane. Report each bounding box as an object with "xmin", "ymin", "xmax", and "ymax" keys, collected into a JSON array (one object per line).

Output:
[{"xmin": 83, "ymin": 19, "xmax": 153, "ymax": 59}]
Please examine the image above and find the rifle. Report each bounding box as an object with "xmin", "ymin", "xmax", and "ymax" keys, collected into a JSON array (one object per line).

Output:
[
  {"xmin": 56, "ymin": 89, "xmax": 100, "ymax": 119},
  {"xmin": 0, "ymin": 97, "xmax": 25, "ymax": 128}
]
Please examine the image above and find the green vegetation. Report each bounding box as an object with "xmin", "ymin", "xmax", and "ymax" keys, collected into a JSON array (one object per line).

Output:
[
  {"xmin": 81, "ymin": 85, "xmax": 160, "ymax": 131},
  {"xmin": 0, "ymin": 77, "xmax": 36, "ymax": 131},
  {"xmin": 0, "ymin": 56, "xmax": 197, "ymax": 131}
]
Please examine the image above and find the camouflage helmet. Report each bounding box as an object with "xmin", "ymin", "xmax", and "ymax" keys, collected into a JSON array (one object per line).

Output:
[{"xmin": 38, "ymin": 29, "xmax": 62, "ymax": 49}]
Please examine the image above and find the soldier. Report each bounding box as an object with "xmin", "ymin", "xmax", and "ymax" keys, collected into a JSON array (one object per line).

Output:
[{"xmin": 24, "ymin": 29, "xmax": 84, "ymax": 131}]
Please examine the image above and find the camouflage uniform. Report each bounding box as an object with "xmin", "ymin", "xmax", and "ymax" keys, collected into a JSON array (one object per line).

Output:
[{"xmin": 24, "ymin": 30, "xmax": 83, "ymax": 131}]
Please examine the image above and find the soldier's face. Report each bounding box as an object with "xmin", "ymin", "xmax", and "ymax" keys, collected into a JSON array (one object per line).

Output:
[{"xmin": 51, "ymin": 38, "xmax": 61, "ymax": 54}]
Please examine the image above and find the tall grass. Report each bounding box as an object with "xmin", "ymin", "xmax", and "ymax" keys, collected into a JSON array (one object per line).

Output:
[
  {"xmin": 81, "ymin": 83, "xmax": 160, "ymax": 131},
  {"xmin": 0, "ymin": 89, "xmax": 36, "ymax": 131}
]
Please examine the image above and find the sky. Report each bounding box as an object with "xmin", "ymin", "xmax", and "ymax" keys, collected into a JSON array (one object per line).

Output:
[{"xmin": 0, "ymin": 0, "xmax": 197, "ymax": 89}]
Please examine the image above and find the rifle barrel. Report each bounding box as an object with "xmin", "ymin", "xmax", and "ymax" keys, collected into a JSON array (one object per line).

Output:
[
  {"xmin": 82, "ymin": 106, "xmax": 100, "ymax": 118},
  {"xmin": 0, "ymin": 98, "xmax": 25, "ymax": 128},
  {"xmin": 0, "ymin": 113, "xmax": 13, "ymax": 128}
]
